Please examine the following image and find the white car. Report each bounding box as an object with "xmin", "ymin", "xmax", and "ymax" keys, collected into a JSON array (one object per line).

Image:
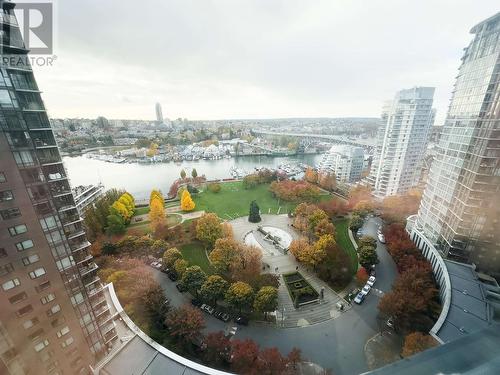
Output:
[
  {"xmin": 367, "ymin": 276, "xmax": 376, "ymax": 287},
  {"xmin": 361, "ymin": 284, "xmax": 371, "ymax": 295},
  {"xmin": 354, "ymin": 292, "xmax": 365, "ymax": 304},
  {"xmin": 378, "ymin": 233, "xmax": 386, "ymax": 244}
]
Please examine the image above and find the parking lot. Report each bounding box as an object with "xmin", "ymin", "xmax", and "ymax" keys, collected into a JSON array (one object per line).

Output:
[{"xmin": 146, "ymin": 215, "xmax": 399, "ymax": 375}]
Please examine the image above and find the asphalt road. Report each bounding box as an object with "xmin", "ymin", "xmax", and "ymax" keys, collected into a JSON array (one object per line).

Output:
[{"xmin": 151, "ymin": 216, "xmax": 398, "ymax": 375}]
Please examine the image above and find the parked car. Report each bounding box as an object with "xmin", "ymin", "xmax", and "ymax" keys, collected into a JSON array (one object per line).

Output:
[
  {"xmin": 225, "ymin": 326, "xmax": 238, "ymax": 338},
  {"xmin": 150, "ymin": 261, "xmax": 160, "ymax": 268},
  {"xmin": 201, "ymin": 304, "xmax": 215, "ymax": 315},
  {"xmin": 361, "ymin": 284, "xmax": 371, "ymax": 295},
  {"xmin": 191, "ymin": 299, "xmax": 202, "ymax": 307},
  {"xmin": 235, "ymin": 316, "xmax": 249, "ymax": 326},
  {"xmin": 370, "ymin": 268, "xmax": 376, "ymax": 277},
  {"xmin": 367, "ymin": 276, "xmax": 376, "ymax": 287},
  {"xmin": 175, "ymin": 283, "xmax": 187, "ymax": 292},
  {"xmin": 354, "ymin": 292, "xmax": 365, "ymax": 304},
  {"xmin": 215, "ymin": 311, "xmax": 231, "ymax": 322},
  {"xmin": 386, "ymin": 317, "xmax": 395, "ymax": 329},
  {"xmin": 346, "ymin": 288, "xmax": 361, "ymax": 303},
  {"xmin": 378, "ymin": 233, "xmax": 386, "ymax": 244},
  {"xmin": 356, "ymin": 229, "xmax": 363, "ymax": 237},
  {"xmin": 161, "ymin": 267, "xmax": 170, "ymax": 274},
  {"xmin": 168, "ymin": 271, "xmax": 178, "ymax": 281}
]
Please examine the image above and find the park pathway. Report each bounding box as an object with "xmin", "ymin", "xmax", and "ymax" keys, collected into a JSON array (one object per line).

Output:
[{"xmin": 230, "ymin": 214, "xmax": 350, "ymax": 328}]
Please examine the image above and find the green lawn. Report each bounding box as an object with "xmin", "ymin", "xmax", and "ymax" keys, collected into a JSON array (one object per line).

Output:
[
  {"xmin": 193, "ymin": 181, "xmax": 331, "ymax": 220},
  {"xmin": 179, "ymin": 242, "xmax": 214, "ymax": 274},
  {"xmin": 134, "ymin": 206, "xmax": 149, "ymax": 216},
  {"xmin": 334, "ymin": 218, "xmax": 358, "ymax": 275}
]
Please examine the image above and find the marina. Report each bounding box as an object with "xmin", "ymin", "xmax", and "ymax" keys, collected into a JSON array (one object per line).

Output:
[{"xmin": 63, "ymin": 153, "xmax": 323, "ymax": 200}]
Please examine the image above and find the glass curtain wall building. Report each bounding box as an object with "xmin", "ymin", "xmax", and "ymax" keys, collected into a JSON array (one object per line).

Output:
[
  {"xmin": 368, "ymin": 87, "xmax": 435, "ymax": 197},
  {"xmin": 0, "ymin": 2, "xmax": 115, "ymax": 374},
  {"xmin": 409, "ymin": 12, "xmax": 500, "ymax": 277}
]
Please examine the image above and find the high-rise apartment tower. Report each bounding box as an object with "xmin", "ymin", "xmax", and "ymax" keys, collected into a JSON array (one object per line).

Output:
[
  {"xmin": 0, "ymin": 2, "xmax": 115, "ymax": 374},
  {"xmin": 155, "ymin": 102, "xmax": 163, "ymax": 123},
  {"xmin": 368, "ymin": 87, "xmax": 435, "ymax": 197},
  {"xmin": 409, "ymin": 12, "xmax": 500, "ymax": 277}
]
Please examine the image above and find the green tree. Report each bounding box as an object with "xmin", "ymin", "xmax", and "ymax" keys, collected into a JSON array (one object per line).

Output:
[
  {"xmin": 180, "ymin": 169, "xmax": 187, "ymax": 179},
  {"xmin": 248, "ymin": 200, "xmax": 261, "ymax": 223},
  {"xmin": 253, "ymin": 286, "xmax": 278, "ymax": 319},
  {"xmin": 181, "ymin": 266, "xmax": 207, "ymax": 296},
  {"xmin": 225, "ymin": 281, "xmax": 254, "ymax": 313},
  {"xmin": 106, "ymin": 213, "xmax": 125, "ymax": 234},
  {"xmin": 162, "ymin": 248, "xmax": 182, "ymax": 268},
  {"xmin": 191, "ymin": 168, "xmax": 198, "ymax": 178},
  {"xmin": 359, "ymin": 235, "xmax": 377, "ymax": 248},
  {"xmin": 196, "ymin": 213, "xmax": 223, "ymax": 249},
  {"xmin": 200, "ymin": 275, "xmax": 228, "ymax": 304},
  {"xmin": 349, "ymin": 214, "xmax": 364, "ymax": 231},
  {"xmin": 358, "ymin": 245, "xmax": 379, "ymax": 269},
  {"xmin": 174, "ymin": 258, "xmax": 188, "ymax": 277}
]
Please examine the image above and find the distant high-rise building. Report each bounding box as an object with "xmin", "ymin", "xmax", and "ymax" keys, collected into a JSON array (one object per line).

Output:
[
  {"xmin": 408, "ymin": 12, "xmax": 500, "ymax": 277},
  {"xmin": 155, "ymin": 102, "xmax": 163, "ymax": 123},
  {"xmin": 0, "ymin": 2, "xmax": 115, "ymax": 374},
  {"xmin": 368, "ymin": 87, "xmax": 435, "ymax": 197},
  {"xmin": 318, "ymin": 145, "xmax": 364, "ymax": 182}
]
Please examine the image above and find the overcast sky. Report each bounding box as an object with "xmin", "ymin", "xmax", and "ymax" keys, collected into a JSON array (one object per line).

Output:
[{"xmin": 32, "ymin": 0, "xmax": 499, "ymax": 122}]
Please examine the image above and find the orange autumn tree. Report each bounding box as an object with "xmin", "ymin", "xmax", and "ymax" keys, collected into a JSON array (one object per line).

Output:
[
  {"xmin": 149, "ymin": 189, "xmax": 165, "ymax": 230},
  {"xmin": 181, "ymin": 189, "xmax": 195, "ymax": 211}
]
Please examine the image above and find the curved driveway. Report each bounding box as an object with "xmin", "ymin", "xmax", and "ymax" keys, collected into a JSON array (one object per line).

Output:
[{"xmin": 153, "ymin": 216, "xmax": 398, "ymax": 375}]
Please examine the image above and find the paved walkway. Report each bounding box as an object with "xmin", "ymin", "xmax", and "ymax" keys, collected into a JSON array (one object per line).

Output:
[
  {"xmin": 131, "ymin": 210, "xmax": 205, "ymax": 225},
  {"xmin": 230, "ymin": 214, "xmax": 350, "ymax": 328}
]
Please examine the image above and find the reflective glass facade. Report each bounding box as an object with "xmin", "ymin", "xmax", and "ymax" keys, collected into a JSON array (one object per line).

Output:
[{"xmin": 416, "ymin": 13, "xmax": 500, "ymax": 276}]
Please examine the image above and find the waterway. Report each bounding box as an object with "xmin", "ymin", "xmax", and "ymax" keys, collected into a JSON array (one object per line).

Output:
[{"xmin": 63, "ymin": 154, "xmax": 323, "ymax": 200}]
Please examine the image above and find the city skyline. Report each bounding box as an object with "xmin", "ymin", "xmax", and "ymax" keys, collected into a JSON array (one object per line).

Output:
[{"xmin": 33, "ymin": 0, "xmax": 499, "ymax": 122}]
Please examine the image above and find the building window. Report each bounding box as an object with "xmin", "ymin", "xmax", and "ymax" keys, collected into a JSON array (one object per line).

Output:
[
  {"xmin": 0, "ymin": 172, "xmax": 6, "ymax": 183},
  {"xmin": 16, "ymin": 304, "xmax": 34, "ymax": 317},
  {"xmin": 0, "ymin": 207, "xmax": 21, "ymax": 220},
  {"xmin": 28, "ymin": 267, "xmax": 46, "ymax": 279},
  {"xmin": 0, "ymin": 190, "xmax": 13, "ymax": 202},
  {"xmin": 2, "ymin": 277, "xmax": 20, "ymax": 291},
  {"xmin": 70, "ymin": 292, "xmax": 83, "ymax": 306},
  {"xmin": 60, "ymin": 336, "xmax": 74, "ymax": 348},
  {"xmin": 13, "ymin": 150, "xmax": 35, "ymax": 167},
  {"xmin": 0, "ymin": 248, "xmax": 7, "ymax": 258},
  {"xmin": 0, "ymin": 262, "xmax": 14, "ymax": 276},
  {"xmin": 16, "ymin": 239, "xmax": 34, "ymax": 251},
  {"xmin": 35, "ymin": 280, "xmax": 50, "ymax": 292},
  {"xmin": 39, "ymin": 216, "xmax": 59, "ymax": 231},
  {"xmin": 8, "ymin": 224, "xmax": 27, "ymax": 236},
  {"xmin": 56, "ymin": 326, "xmax": 69, "ymax": 338},
  {"xmin": 8, "ymin": 291, "xmax": 27, "ymax": 304},
  {"xmin": 22, "ymin": 253, "xmax": 40, "ymax": 266},
  {"xmin": 46, "ymin": 304, "xmax": 61, "ymax": 317},
  {"xmin": 56, "ymin": 256, "xmax": 74, "ymax": 271},
  {"xmin": 33, "ymin": 339, "xmax": 49, "ymax": 352},
  {"xmin": 23, "ymin": 317, "xmax": 40, "ymax": 330},
  {"xmin": 40, "ymin": 292, "xmax": 55, "ymax": 305}
]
